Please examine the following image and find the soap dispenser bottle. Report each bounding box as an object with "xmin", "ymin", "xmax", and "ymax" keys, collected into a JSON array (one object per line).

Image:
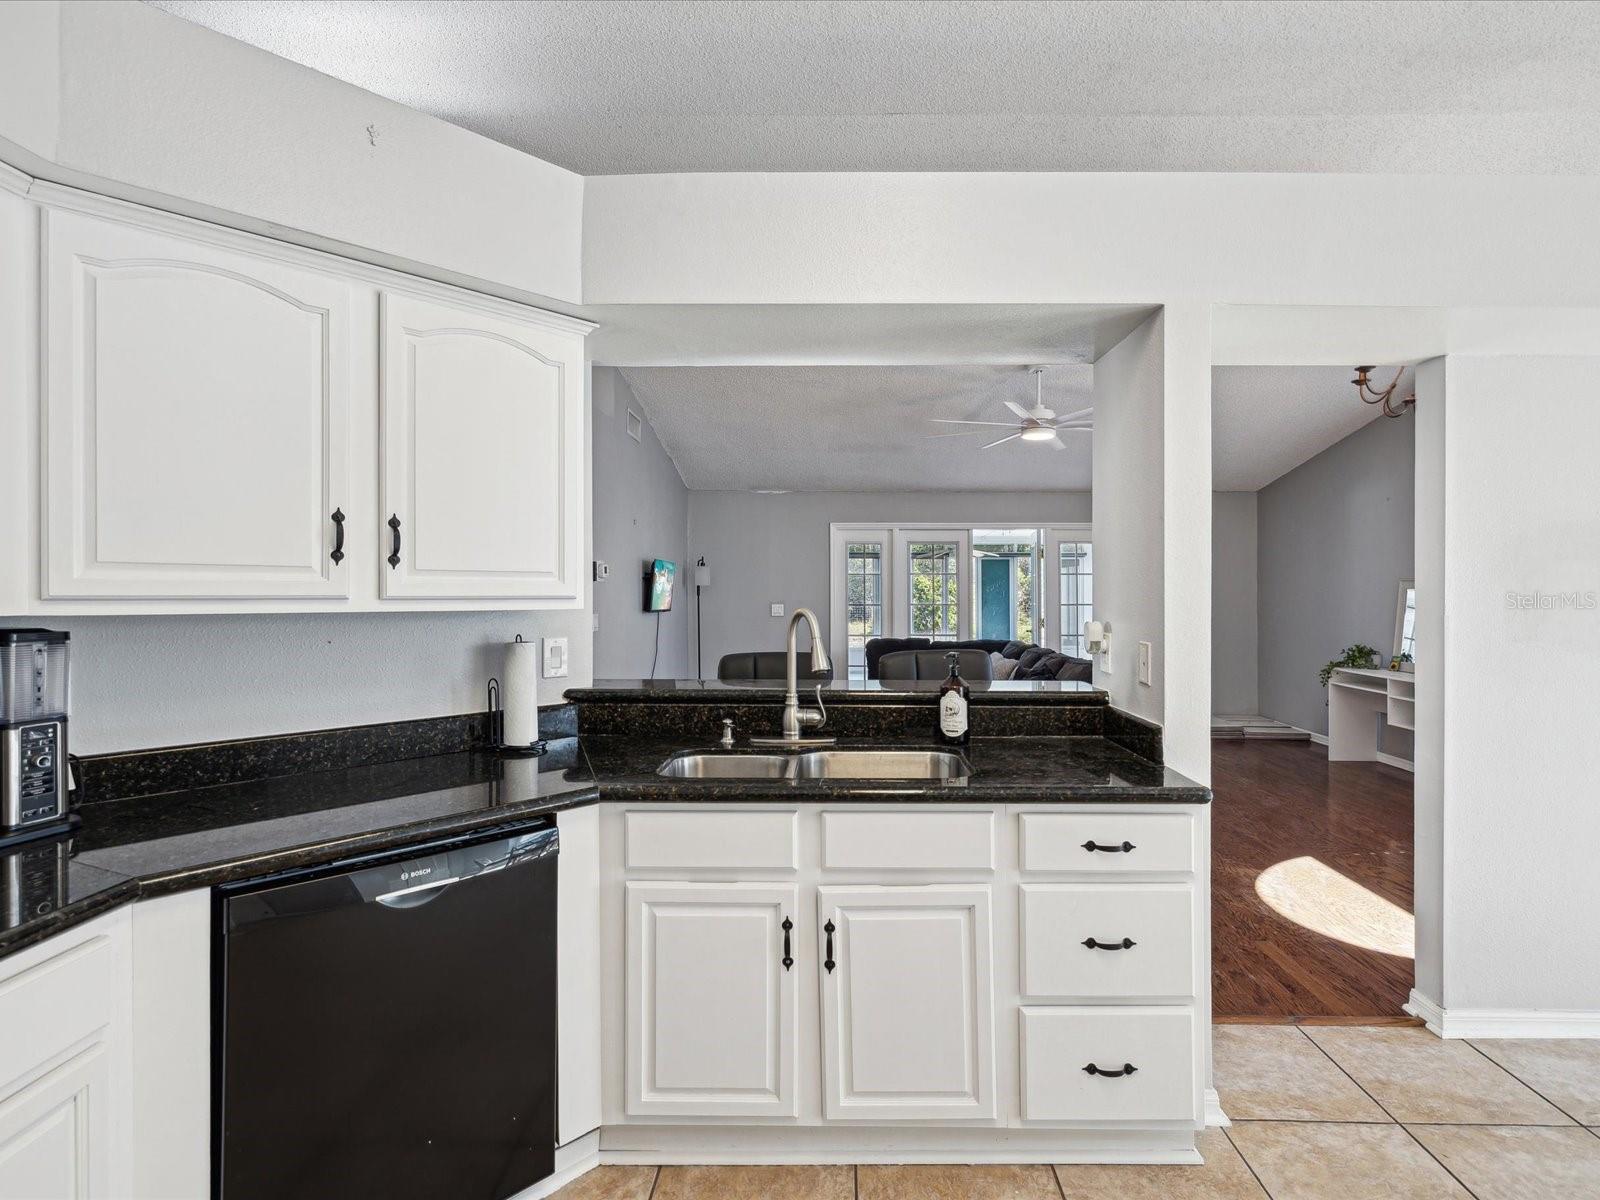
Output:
[{"xmin": 935, "ymin": 651, "xmax": 971, "ymax": 747}]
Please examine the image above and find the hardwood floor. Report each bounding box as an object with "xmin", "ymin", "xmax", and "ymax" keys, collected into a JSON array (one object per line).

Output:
[{"xmin": 1210, "ymin": 739, "xmax": 1414, "ymax": 1020}]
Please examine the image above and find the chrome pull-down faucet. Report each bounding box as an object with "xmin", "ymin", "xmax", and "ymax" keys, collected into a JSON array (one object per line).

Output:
[{"xmin": 749, "ymin": 607, "xmax": 836, "ymax": 747}]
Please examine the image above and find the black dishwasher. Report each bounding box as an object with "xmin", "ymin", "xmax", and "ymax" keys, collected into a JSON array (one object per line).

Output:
[{"xmin": 215, "ymin": 822, "xmax": 558, "ymax": 1200}]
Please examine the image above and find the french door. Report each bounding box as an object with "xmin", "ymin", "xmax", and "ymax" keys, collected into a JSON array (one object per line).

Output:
[{"xmin": 1044, "ymin": 526, "xmax": 1094, "ymax": 657}]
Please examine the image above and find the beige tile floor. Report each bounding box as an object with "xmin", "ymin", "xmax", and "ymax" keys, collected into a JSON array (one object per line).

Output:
[{"xmin": 552, "ymin": 1027, "xmax": 1600, "ymax": 1199}]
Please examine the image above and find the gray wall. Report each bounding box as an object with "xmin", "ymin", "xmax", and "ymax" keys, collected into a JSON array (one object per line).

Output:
[
  {"xmin": 687, "ymin": 491, "xmax": 1092, "ymax": 677},
  {"xmin": 1211, "ymin": 491, "xmax": 1259, "ymax": 715},
  {"xmin": 0, "ymin": 610, "xmax": 592, "ymax": 756},
  {"xmin": 1258, "ymin": 413, "xmax": 1415, "ymax": 747},
  {"xmin": 591, "ymin": 367, "xmax": 692, "ymax": 680}
]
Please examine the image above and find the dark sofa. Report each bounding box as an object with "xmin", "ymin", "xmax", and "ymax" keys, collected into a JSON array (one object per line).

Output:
[{"xmin": 863, "ymin": 636, "xmax": 1091, "ymax": 683}]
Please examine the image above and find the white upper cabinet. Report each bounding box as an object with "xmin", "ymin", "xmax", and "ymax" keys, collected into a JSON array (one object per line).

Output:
[
  {"xmin": 379, "ymin": 291, "xmax": 585, "ymax": 603},
  {"xmin": 43, "ymin": 210, "xmax": 351, "ymax": 600},
  {"xmin": 817, "ymin": 885, "xmax": 996, "ymax": 1121}
]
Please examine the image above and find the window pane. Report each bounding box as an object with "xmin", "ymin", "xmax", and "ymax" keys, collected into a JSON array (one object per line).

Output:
[
  {"xmin": 909, "ymin": 541, "xmax": 959, "ymax": 639},
  {"xmin": 844, "ymin": 540, "xmax": 885, "ymax": 681},
  {"xmin": 1057, "ymin": 541, "xmax": 1093, "ymax": 657}
]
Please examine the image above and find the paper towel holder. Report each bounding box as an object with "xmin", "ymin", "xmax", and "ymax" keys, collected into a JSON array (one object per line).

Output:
[{"xmin": 486, "ymin": 676, "xmax": 548, "ymax": 757}]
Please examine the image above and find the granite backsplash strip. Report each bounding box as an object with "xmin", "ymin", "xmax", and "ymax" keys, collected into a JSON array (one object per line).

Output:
[
  {"xmin": 573, "ymin": 699, "xmax": 1107, "ymax": 740},
  {"xmin": 1102, "ymin": 704, "xmax": 1164, "ymax": 762},
  {"xmin": 76, "ymin": 703, "xmax": 578, "ymax": 805}
]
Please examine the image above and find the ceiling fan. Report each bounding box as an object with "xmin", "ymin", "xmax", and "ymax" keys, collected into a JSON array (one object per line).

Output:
[{"xmin": 925, "ymin": 367, "xmax": 1093, "ymax": 450}]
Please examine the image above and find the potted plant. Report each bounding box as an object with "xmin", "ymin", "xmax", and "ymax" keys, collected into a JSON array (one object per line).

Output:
[{"xmin": 1319, "ymin": 644, "xmax": 1381, "ymax": 688}]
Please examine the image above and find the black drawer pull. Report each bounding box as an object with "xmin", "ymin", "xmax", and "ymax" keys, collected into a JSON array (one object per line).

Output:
[
  {"xmin": 1082, "ymin": 840, "xmax": 1135, "ymax": 854},
  {"xmin": 329, "ymin": 508, "xmax": 346, "ymax": 564},
  {"xmin": 823, "ymin": 919, "xmax": 836, "ymax": 974},
  {"xmin": 387, "ymin": 514, "xmax": 402, "ymax": 568},
  {"xmin": 781, "ymin": 916, "xmax": 794, "ymax": 971},
  {"xmin": 1083, "ymin": 1062, "xmax": 1138, "ymax": 1078},
  {"xmin": 1082, "ymin": 937, "xmax": 1136, "ymax": 951}
]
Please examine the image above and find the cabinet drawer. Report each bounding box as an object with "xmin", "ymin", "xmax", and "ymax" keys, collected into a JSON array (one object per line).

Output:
[
  {"xmin": 1019, "ymin": 1006, "xmax": 1197, "ymax": 1123},
  {"xmin": 1020, "ymin": 813, "xmax": 1195, "ymax": 875},
  {"xmin": 822, "ymin": 810, "xmax": 994, "ymax": 871},
  {"xmin": 0, "ymin": 935, "xmax": 112, "ymax": 1094},
  {"xmin": 1020, "ymin": 884, "xmax": 1194, "ymax": 1001},
  {"xmin": 624, "ymin": 809, "xmax": 797, "ymax": 872}
]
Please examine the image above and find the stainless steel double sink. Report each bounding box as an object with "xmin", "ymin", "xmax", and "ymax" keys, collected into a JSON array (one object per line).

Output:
[{"xmin": 657, "ymin": 748, "xmax": 973, "ymax": 782}]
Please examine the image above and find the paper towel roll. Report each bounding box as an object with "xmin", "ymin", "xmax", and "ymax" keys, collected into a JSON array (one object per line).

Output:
[{"xmin": 502, "ymin": 637, "xmax": 540, "ymax": 747}]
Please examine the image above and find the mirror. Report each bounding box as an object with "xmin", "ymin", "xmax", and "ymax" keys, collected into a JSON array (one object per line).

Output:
[{"xmin": 1394, "ymin": 580, "xmax": 1416, "ymax": 667}]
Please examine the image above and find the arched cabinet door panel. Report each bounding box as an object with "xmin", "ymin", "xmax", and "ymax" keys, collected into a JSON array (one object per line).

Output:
[
  {"xmin": 43, "ymin": 210, "xmax": 351, "ymax": 600},
  {"xmin": 378, "ymin": 291, "xmax": 585, "ymax": 603}
]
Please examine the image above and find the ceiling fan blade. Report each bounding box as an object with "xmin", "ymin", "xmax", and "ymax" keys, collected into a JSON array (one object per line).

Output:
[
  {"xmin": 980, "ymin": 433, "xmax": 1022, "ymax": 450},
  {"xmin": 920, "ymin": 430, "xmax": 980, "ymax": 439},
  {"xmin": 1052, "ymin": 422, "xmax": 1093, "ymax": 431},
  {"xmin": 930, "ymin": 418, "xmax": 1024, "ymax": 428},
  {"xmin": 1054, "ymin": 405, "xmax": 1094, "ymax": 423},
  {"xmin": 1048, "ymin": 435, "xmax": 1067, "ymax": 450},
  {"xmin": 1003, "ymin": 399, "xmax": 1033, "ymax": 420}
]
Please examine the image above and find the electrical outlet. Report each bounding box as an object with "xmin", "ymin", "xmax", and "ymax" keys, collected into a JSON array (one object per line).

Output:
[
  {"xmin": 770, "ymin": 603, "xmax": 785, "ymax": 618},
  {"xmin": 542, "ymin": 637, "xmax": 569, "ymax": 678},
  {"xmin": 1137, "ymin": 640, "xmax": 1153, "ymax": 686}
]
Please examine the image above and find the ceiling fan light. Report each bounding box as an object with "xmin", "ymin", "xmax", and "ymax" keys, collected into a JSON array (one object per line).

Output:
[{"xmin": 1020, "ymin": 425, "xmax": 1055, "ymax": 442}]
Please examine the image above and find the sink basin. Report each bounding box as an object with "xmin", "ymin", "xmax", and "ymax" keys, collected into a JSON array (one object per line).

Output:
[
  {"xmin": 657, "ymin": 753, "xmax": 794, "ymax": 779},
  {"xmin": 656, "ymin": 749, "xmax": 972, "ymax": 781},
  {"xmin": 792, "ymin": 749, "xmax": 972, "ymax": 781}
]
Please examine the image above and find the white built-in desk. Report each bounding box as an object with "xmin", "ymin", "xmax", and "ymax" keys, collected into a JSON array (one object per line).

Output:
[{"xmin": 1328, "ymin": 667, "xmax": 1415, "ymax": 769}]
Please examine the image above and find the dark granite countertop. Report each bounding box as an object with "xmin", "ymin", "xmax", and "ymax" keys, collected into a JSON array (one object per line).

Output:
[
  {"xmin": 3, "ymin": 719, "xmax": 1207, "ymax": 962},
  {"xmin": 1, "ymin": 739, "xmax": 598, "ymax": 960},
  {"xmin": 581, "ymin": 734, "xmax": 1210, "ymax": 804},
  {"xmin": 571, "ymin": 678, "xmax": 1109, "ymax": 705}
]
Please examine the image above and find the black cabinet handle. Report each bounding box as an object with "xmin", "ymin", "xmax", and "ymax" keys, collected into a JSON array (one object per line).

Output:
[
  {"xmin": 1083, "ymin": 1062, "xmax": 1138, "ymax": 1078},
  {"xmin": 1082, "ymin": 937, "xmax": 1136, "ymax": 951},
  {"xmin": 329, "ymin": 508, "xmax": 346, "ymax": 564},
  {"xmin": 1082, "ymin": 840, "xmax": 1136, "ymax": 854},
  {"xmin": 781, "ymin": 917, "xmax": 794, "ymax": 971},
  {"xmin": 823, "ymin": 919, "xmax": 836, "ymax": 974},
  {"xmin": 387, "ymin": 514, "xmax": 402, "ymax": 568}
]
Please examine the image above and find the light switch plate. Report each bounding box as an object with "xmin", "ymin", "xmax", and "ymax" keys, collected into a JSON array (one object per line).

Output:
[
  {"xmin": 1137, "ymin": 640, "xmax": 1152, "ymax": 686},
  {"xmin": 542, "ymin": 636, "xmax": 569, "ymax": 678},
  {"xmin": 770, "ymin": 603, "xmax": 785, "ymax": 617}
]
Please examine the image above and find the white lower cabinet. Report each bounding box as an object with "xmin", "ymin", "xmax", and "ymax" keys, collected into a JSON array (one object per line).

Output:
[
  {"xmin": 611, "ymin": 803, "xmax": 1206, "ymax": 1155},
  {"xmin": 1019, "ymin": 1007, "xmax": 1197, "ymax": 1122},
  {"xmin": 625, "ymin": 881, "xmax": 798, "ymax": 1117},
  {"xmin": 0, "ymin": 912, "xmax": 131, "ymax": 1200},
  {"xmin": 0, "ymin": 1045, "xmax": 110, "ymax": 1200},
  {"xmin": 817, "ymin": 885, "xmax": 995, "ymax": 1120}
]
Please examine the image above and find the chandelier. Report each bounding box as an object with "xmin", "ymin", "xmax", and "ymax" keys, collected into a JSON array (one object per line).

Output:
[{"xmin": 1352, "ymin": 366, "xmax": 1415, "ymax": 418}]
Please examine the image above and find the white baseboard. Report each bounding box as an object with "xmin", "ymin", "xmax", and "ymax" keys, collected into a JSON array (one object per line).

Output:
[
  {"xmin": 511, "ymin": 1131, "xmax": 600, "ymax": 1199},
  {"xmin": 1406, "ymin": 988, "xmax": 1600, "ymax": 1038},
  {"xmin": 1204, "ymin": 1088, "xmax": 1230, "ymax": 1127},
  {"xmin": 1375, "ymin": 750, "xmax": 1415, "ymax": 773}
]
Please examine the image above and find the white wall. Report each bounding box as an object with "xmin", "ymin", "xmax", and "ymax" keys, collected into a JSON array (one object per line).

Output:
[
  {"xmin": 1211, "ymin": 493, "xmax": 1259, "ymax": 715},
  {"xmin": 1431, "ymin": 355, "xmax": 1600, "ymax": 1017},
  {"xmin": 687, "ymin": 491, "xmax": 1091, "ymax": 677},
  {"xmin": 1090, "ymin": 313, "xmax": 1165, "ymax": 726},
  {"xmin": 0, "ymin": 1, "xmax": 582, "ymax": 304},
  {"xmin": 582, "ymin": 172, "xmax": 1600, "ymax": 308},
  {"xmin": 591, "ymin": 368, "xmax": 692, "ymax": 680},
  {"xmin": 1257, "ymin": 413, "xmax": 1415, "ymax": 744}
]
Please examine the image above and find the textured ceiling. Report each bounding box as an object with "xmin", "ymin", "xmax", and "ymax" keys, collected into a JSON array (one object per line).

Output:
[
  {"xmin": 621, "ymin": 362, "xmax": 1408, "ymax": 494},
  {"xmin": 1212, "ymin": 364, "xmax": 1413, "ymax": 491},
  {"xmin": 147, "ymin": 0, "xmax": 1600, "ymax": 175},
  {"xmin": 620, "ymin": 364, "xmax": 1096, "ymax": 493}
]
